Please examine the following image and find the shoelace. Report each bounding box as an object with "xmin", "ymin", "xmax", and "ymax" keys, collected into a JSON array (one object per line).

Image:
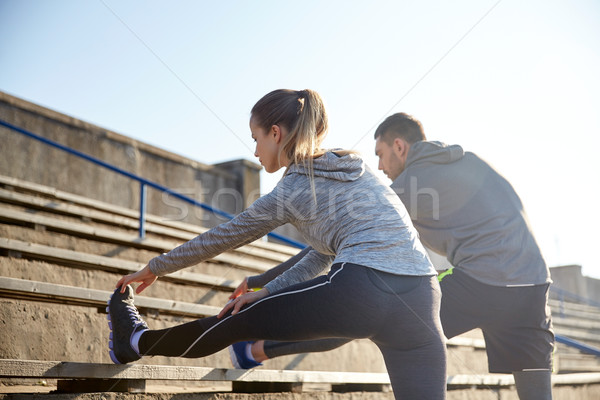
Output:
[{"xmin": 125, "ymin": 304, "xmax": 146, "ymax": 328}]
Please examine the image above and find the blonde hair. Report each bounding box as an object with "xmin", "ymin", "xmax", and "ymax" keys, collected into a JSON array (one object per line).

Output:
[{"xmin": 251, "ymin": 89, "xmax": 329, "ymax": 201}]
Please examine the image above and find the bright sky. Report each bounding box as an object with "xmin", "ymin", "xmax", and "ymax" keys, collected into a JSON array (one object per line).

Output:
[{"xmin": 1, "ymin": 1, "xmax": 599, "ymax": 279}]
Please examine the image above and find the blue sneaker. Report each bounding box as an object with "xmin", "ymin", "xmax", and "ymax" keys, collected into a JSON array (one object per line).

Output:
[
  {"xmin": 106, "ymin": 285, "xmax": 148, "ymax": 364},
  {"xmin": 229, "ymin": 341, "xmax": 263, "ymax": 369}
]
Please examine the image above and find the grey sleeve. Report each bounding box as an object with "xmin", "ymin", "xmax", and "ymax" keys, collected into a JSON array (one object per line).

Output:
[
  {"xmin": 264, "ymin": 249, "xmax": 334, "ymax": 293},
  {"xmin": 148, "ymin": 188, "xmax": 289, "ymax": 276},
  {"xmin": 247, "ymin": 247, "xmax": 313, "ymax": 289}
]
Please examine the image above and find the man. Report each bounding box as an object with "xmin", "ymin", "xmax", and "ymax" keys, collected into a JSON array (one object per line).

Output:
[{"xmin": 229, "ymin": 113, "xmax": 554, "ymax": 400}]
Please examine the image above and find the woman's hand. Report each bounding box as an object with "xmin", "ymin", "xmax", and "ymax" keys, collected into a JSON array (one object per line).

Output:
[
  {"xmin": 218, "ymin": 289, "xmax": 269, "ymax": 319},
  {"xmin": 116, "ymin": 265, "xmax": 158, "ymax": 294},
  {"xmin": 229, "ymin": 277, "xmax": 250, "ymax": 300}
]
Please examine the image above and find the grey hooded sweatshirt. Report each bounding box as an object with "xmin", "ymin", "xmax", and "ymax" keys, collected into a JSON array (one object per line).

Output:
[
  {"xmin": 391, "ymin": 141, "xmax": 551, "ymax": 286},
  {"xmin": 149, "ymin": 151, "xmax": 435, "ymax": 294}
]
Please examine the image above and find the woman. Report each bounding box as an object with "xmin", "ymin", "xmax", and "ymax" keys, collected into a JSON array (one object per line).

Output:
[{"xmin": 108, "ymin": 89, "xmax": 447, "ymax": 399}]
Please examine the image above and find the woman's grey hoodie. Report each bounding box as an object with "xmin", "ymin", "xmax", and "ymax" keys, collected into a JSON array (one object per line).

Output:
[{"xmin": 149, "ymin": 151, "xmax": 435, "ymax": 293}]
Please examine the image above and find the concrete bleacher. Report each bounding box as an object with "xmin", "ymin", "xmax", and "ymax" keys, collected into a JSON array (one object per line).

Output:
[
  {"xmin": 551, "ymin": 298, "xmax": 600, "ymax": 374},
  {"xmin": 1, "ymin": 175, "xmax": 600, "ymax": 399}
]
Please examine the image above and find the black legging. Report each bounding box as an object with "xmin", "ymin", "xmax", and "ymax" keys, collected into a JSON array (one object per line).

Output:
[{"xmin": 139, "ymin": 263, "xmax": 447, "ymax": 399}]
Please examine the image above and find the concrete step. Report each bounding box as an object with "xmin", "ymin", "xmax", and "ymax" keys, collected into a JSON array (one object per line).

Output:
[
  {"xmin": 0, "ymin": 175, "xmax": 299, "ymax": 259},
  {"xmin": 0, "ymin": 277, "xmax": 490, "ymax": 375},
  {"xmin": 1, "ymin": 174, "xmax": 599, "ymax": 384},
  {"xmin": 552, "ymin": 315, "xmax": 600, "ymax": 334},
  {"xmin": 549, "ymin": 298, "xmax": 600, "ymax": 321},
  {"xmin": 2, "ymin": 359, "xmax": 600, "ymax": 398},
  {"xmin": 0, "ymin": 255, "xmax": 235, "ymax": 309},
  {"xmin": 553, "ymin": 327, "xmax": 600, "ymax": 348},
  {"xmin": 0, "ymin": 238, "xmax": 241, "ymax": 291},
  {"xmin": 549, "ymin": 299, "xmax": 600, "ymax": 354},
  {"xmin": 556, "ymin": 353, "xmax": 600, "ymax": 373},
  {"xmin": 1, "ymin": 241, "xmax": 595, "ymax": 376},
  {"xmin": 0, "ymin": 203, "xmax": 281, "ymax": 273}
]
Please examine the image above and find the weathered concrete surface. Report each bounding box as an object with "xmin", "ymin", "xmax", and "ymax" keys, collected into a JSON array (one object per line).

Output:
[
  {"xmin": 0, "ymin": 296, "xmax": 388, "ymax": 373},
  {"xmin": 3, "ymin": 93, "xmax": 597, "ymax": 398},
  {"xmin": 1, "ymin": 384, "xmax": 600, "ymax": 399},
  {"xmin": 550, "ymin": 265, "xmax": 600, "ymax": 304},
  {"xmin": 0, "ymin": 91, "xmax": 261, "ymax": 230}
]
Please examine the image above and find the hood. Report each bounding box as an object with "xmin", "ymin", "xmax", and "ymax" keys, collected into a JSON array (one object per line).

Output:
[
  {"xmin": 286, "ymin": 150, "xmax": 365, "ymax": 182},
  {"xmin": 406, "ymin": 141, "xmax": 465, "ymax": 168}
]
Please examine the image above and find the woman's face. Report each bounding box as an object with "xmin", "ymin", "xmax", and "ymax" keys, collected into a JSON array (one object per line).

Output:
[{"xmin": 250, "ymin": 118, "xmax": 283, "ymax": 173}]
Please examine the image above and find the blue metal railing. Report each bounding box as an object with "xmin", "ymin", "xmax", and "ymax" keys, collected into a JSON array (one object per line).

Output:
[
  {"xmin": 555, "ymin": 335, "xmax": 600, "ymax": 357},
  {"xmin": 549, "ymin": 286, "xmax": 600, "ymax": 358},
  {"xmin": 1, "ymin": 119, "xmax": 305, "ymax": 248}
]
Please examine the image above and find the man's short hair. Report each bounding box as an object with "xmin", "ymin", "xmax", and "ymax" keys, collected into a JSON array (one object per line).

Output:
[{"xmin": 374, "ymin": 113, "xmax": 426, "ymax": 144}]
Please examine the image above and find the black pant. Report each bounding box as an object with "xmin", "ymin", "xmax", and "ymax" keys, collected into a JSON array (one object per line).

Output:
[
  {"xmin": 140, "ymin": 263, "xmax": 446, "ymax": 399},
  {"xmin": 440, "ymin": 268, "xmax": 554, "ymax": 373},
  {"xmin": 263, "ymin": 267, "xmax": 554, "ymax": 375}
]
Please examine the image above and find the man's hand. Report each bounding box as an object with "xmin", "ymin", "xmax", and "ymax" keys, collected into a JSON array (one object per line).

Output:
[{"xmin": 229, "ymin": 277, "xmax": 250, "ymax": 300}]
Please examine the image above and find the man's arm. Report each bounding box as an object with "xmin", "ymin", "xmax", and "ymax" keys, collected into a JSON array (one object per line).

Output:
[{"xmin": 247, "ymin": 246, "xmax": 312, "ymax": 289}]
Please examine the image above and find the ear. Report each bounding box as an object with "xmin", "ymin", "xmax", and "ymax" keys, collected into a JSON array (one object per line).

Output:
[
  {"xmin": 271, "ymin": 125, "xmax": 283, "ymax": 144},
  {"xmin": 392, "ymin": 137, "xmax": 409, "ymax": 156}
]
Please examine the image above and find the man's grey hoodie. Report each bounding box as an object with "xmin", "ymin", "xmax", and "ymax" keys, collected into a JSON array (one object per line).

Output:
[{"xmin": 392, "ymin": 141, "xmax": 550, "ymax": 286}]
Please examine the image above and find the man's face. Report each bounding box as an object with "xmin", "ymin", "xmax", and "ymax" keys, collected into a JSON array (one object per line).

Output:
[{"xmin": 375, "ymin": 136, "xmax": 407, "ymax": 181}]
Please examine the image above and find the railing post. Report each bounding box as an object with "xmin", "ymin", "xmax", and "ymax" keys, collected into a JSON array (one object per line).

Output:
[{"xmin": 139, "ymin": 183, "xmax": 147, "ymax": 239}]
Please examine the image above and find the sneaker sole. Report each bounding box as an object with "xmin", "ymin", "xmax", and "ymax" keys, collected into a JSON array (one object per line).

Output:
[
  {"xmin": 228, "ymin": 345, "xmax": 243, "ymax": 369},
  {"xmin": 106, "ymin": 301, "xmax": 123, "ymax": 364}
]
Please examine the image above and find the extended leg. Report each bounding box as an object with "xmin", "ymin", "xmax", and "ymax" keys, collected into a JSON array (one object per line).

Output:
[
  {"xmin": 263, "ymin": 338, "xmax": 351, "ymax": 359},
  {"xmin": 378, "ymin": 339, "xmax": 447, "ymax": 399},
  {"xmin": 229, "ymin": 338, "xmax": 351, "ymax": 369},
  {"xmin": 513, "ymin": 370, "xmax": 553, "ymax": 400},
  {"xmin": 139, "ymin": 265, "xmax": 379, "ymax": 358}
]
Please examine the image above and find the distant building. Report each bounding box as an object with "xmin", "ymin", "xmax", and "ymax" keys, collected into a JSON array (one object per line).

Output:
[{"xmin": 550, "ymin": 265, "xmax": 600, "ymax": 305}]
